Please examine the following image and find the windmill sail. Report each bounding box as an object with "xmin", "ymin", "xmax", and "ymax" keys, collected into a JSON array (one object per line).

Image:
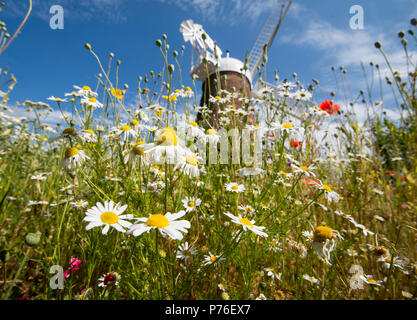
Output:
[{"xmin": 247, "ymin": 0, "xmax": 292, "ymax": 82}]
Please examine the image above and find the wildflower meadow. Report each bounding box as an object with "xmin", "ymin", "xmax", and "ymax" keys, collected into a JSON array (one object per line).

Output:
[{"xmin": 1, "ymin": 2, "xmax": 417, "ymax": 303}]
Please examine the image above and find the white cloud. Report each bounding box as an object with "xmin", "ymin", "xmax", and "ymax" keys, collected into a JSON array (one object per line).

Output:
[
  {"xmin": 157, "ymin": 0, "xmax": 281, "ymax": 25},
  {"xmin": 4, "ymin": 0, "xmax": 128, "ymax": 23}
]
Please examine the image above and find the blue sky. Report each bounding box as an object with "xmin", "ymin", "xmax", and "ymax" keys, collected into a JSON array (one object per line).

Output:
[{"xmin": 1, "ymin": 0, "xmax": 417, "ymax": 119}]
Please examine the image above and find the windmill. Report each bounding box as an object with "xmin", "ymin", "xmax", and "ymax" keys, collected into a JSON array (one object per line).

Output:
[{"xmin": 179, "ymin": 0, "xmax": 293, "ymax": 126}]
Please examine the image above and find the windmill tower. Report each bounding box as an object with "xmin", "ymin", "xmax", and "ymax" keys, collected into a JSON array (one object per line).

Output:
[{"xmin": 180, "ymin": 0, "xmax": 293, "ymax": 127}]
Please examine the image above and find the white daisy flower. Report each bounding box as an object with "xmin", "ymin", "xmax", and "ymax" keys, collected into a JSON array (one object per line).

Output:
[
  {"xmin": 79, "ymin": 129, "xmax": 97, "ymax": 144},
  {"xmin": 60, "ymin": 147, "xmax": 89, "ymax": 170},
  {"xmin": 70, "ymin": 200, "xmax": 88, "ymax": 209},
  {"xmin": 71, "ymin": 85, "xmax": 98, "ymax": 98},
  {"xmin": 224, "ymin": 212, "xmax": 268, "ymax": 238},
  {"xmin": 303, "ymin": 274, "xmax": 320, "ymax": 285},
  {"xmin": 360, "ymin": 275, "xmax": 383, "ymax": 286},
  {"xmin": 80, "ymin": 96, "xmax": 103, "ymax": 109},
  {"xmin": 238, "ymin": 205, "xmax": 256, "ymax": 216},
  {"xmin": 83, "ymin": 201, "xmax": 133, "ymax": 235},
  {"xmin": 142, "ymin": 127, "xmax": 188, "ymax": 165},
  {"xmin": 264, "ymin": 267, "xmax": 281, "ymax": 281},
  {"xmin": 47, "ymin": 96, "xmax": 67, "ymax": 103},
  {"xmin": 30, "ymin": 174, "xmax": 47, "ymax": 181},
  {"xmin": 112, "ymin": 124, "xmax": 137, "ymax": 141},
  {"xmin": 202, "ymin": 252, "xmax": 225, "ymax": 266},
  {"xmin": 176, "ymin": 241, "xmax": 197, "ymax": 262},
  {"xmin": 292, "ymin": 164, "xmax": 316, "ymax": 177},
  {"xmin": 174, "ymin": 153, "xmax": 201, "ymax": 179},
  {"xmin": 123, "ymin": 141, "xmax": 149, "ymax": 166},
  {"xmin": 200, "ymin": 128, "xmax": 221, "ymax": 145},
  {"xmin": 128, "ymin": 211, "xmax": 190, "ymax": 240},
  {"xmin": 225, "ymin": 182, "xmax": 245, "ymax": 193},
  {"xmin": 181, "ymin": 197, "xmax": 202, "ymax": 213},
  {"xmin": 310, "ymin": 226, "xmax": 343, "ymax": 265}
]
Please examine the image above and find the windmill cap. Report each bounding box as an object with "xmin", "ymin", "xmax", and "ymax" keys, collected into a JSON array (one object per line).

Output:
[{"xmin": 214, "ymin": 56, "xmax": 252, "ymax": 87}]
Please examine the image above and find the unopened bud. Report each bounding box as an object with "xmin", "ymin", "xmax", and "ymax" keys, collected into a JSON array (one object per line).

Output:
[{"xmin": 84, "ymin": 43, "xmax": 92, "ymax": 51}]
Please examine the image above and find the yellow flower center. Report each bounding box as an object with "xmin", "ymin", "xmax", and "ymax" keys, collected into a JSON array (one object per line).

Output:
[
  {"xmin": 245, "ymin": 207, "xmax": 253, "ymax": 212},
  {"xmin": 185, "ymin": 87, "xmax": 192, "ymax": 91},
  {"xmin": 148, "ymin": 185, "xmax": 155, "ymax": 191},
  {"xmin": 215, "ymin": 96, "xmax": 221, "ymax": 100},
  {"xmin": 187, "ymin": 201, "xmax": 195, "ymax": 207},
  {"xmin": 76, "ymin": 202, "xmax": 83, "ymax": 206},
  {"xmin": 282, "ymin": 123, "xmax": 293, "ymax": 129},
  {"xmin": 188, "ymin": 121, "xmax": 198, "ymax": 127},
  {"xmin": 88, "ymin": 97, "xmax": 97, "ymax": 103},
  {"xmin": 120, "ymin": 125, "xmax": 131, "ymax": 132},
  {"xmin": 65, "ymin": 147, "xmax": 79, "ymax": 158},
  {"xmin": 156, "ymin": 127, "xmax": 178, "ymax": 146},
  {"xmin": 368, "ymin": 279, "xmax": 377, "ymax": 284},
  {"xmin": 313, "ymin": 226, "xmax": 334, "ymax": 243},
  {"xmin": 231, "ymin": 185, "xmax": 239, "ymax": 190},
  {"xmin": 82, "ymin": 86, "xmax": 91, "ymax": 91},
  {"xmin": 186, "ymin": 156, "xmax": 198, "ymax": 166},
  {"xmin": 132, "ymin": 146, "xmax": 145, "ymax": 156},
  {"xmin": 321, "ymin": 184, "xmax": 332, "ymax": 193},
  {"xmin": 210, "ymin": 256, "xmax": 217, "ymax": 262},
  {"xmin": 238, "ymin": 218, "xmax": 254, "ymax": 228},
  {"xmin": 100, "ymin": 211, "xmax": 119, "ymax": 224},
  {"xmin": 300, "ymin": 166, "xmax": 308, "ymax": 171},
  {"xmin": 206, "ymin": 129, "xmax": 216, "ymax": 135},
  {"xmin": 86, "ymin": 129, "xmax": 94, "ymax": 134},
  {"xmin": 146, "ymin": 214, "xmax": 169, "ymax": 228}
]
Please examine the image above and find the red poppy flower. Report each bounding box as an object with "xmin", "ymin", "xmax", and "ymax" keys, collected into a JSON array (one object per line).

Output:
[
  {"xmin": 290, "ymin": 139, "xmax": 302, "ymax": 149},
  {"xmin": 385, "ymin": 170, "xmax": 396, "ymax": 176},
  {"xmin": 319, "ymin": 100, "xmax": 341, "ymax": 115},
  {"xmin": 301, "ymin": 179, "xmax": 320, "ymax": 186}
]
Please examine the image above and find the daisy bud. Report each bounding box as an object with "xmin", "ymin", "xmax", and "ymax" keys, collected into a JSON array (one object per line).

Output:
[
  {"xmin": 25, "ymin": 232, "xmax": 41, "ymax": 247},
  {"xmin": 155, "ymin": 39, "xmax": 162, "ymax": 47},
  {"xmin": 124, "ymin": 84, "xmax": 129, "ymax": 89},
  {"xmin": 162, "ymin": 33, "xmax": 167, "ymax": 40},
  {"xmin": 398, "ymin": 31, "xmax": 405, "ymax": 38},
  {"xmin": 202, "ymin": 33, "xmax": 207, "ymax": 41},
  {"xmin": 221, "ymin": 292, "xmax": 230, "ymax": 300},
  {"xmin": 70, "ymin": 120, "xmax": 76, "ymax": 126},
  {"xmin": 402, "ymin": 39, "xmax": 407, "ymax": 46},
  {"xmin": 117, "ymin": 60, "xmax": 121, "ymax": 66},
  {"xmin": 173, "ymin": 50, "xmax": 178, "ymax": 57},
  {"xmin": 374, "ymin": 41, "xmax": 382, "ymax": 49},
  {"xmin": 411, "ymin": 18, "xmax": 417, "ymax": 26},
  {"xmin": 409, "ymin": 29, "xmax": 414, "ymax": 36},
  {"xmin": 109, "ymin": 52, "xmax": 114, "ymax": 58},
  {"xmin": 84, "ymin": 43, "xmax": 92, "ymax": 51},
  {"xmin": 4, "ymin": 33, "xmax": 9, "ymax": 38},
  {"xmin": 168, "ymin": 64, "xmax": 175, "ymax": 74},
  {"xmin": 158, "ymin": 249, "xmax": 166, "ymax": 258}
]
